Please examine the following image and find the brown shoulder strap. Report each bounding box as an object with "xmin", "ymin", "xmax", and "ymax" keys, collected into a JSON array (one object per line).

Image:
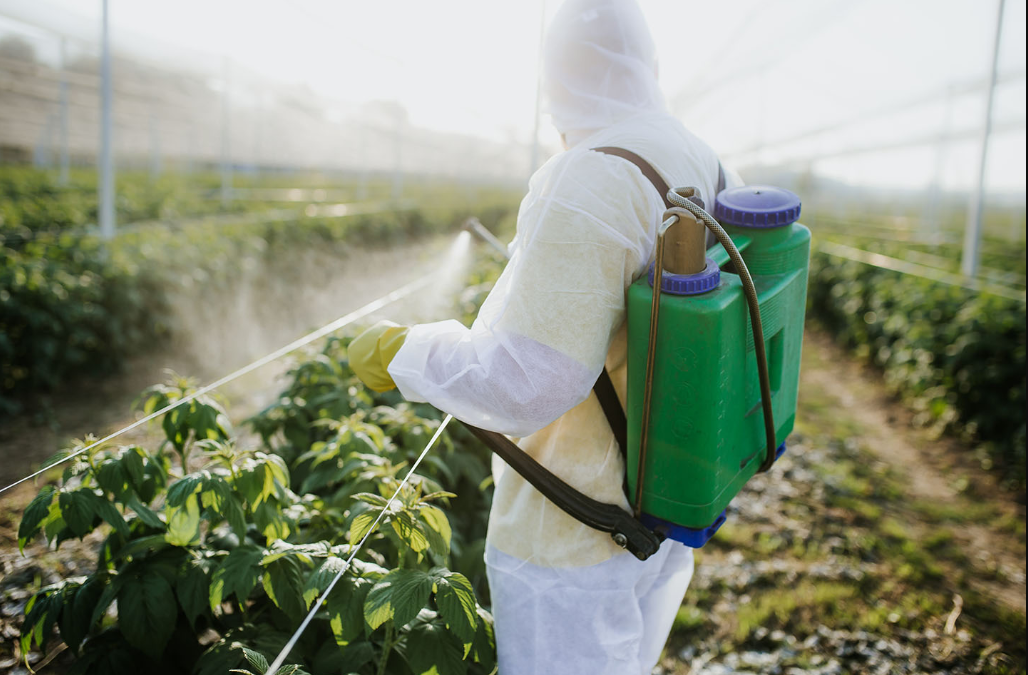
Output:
[{"xmin": 591, "ymin": 146, "xmax": 673, "ymax": 209}]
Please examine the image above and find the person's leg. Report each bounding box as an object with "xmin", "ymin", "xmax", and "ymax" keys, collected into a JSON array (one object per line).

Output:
[
  {"xmin": 486, "ymin": 544, "xmax": 658, "ymax": 675},
  {"xmin": 636, "ymin": 541, "xmax": 695, "ymax": 671}
]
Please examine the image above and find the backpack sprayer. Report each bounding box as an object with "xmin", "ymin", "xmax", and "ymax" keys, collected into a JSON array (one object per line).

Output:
[{"xmin": 463, "ymin": 166, "xmax": 809, "ymax": 560}]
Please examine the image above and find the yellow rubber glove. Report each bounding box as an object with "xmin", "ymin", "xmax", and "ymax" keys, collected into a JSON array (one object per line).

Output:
[{"xmin": 349, "ymin": 321, "xmax": 410, "ymax": 392}]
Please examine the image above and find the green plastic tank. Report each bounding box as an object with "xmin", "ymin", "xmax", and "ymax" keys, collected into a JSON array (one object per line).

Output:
[{"xmin": 626, "ymin": 185, "xmax": 810, "ymax": 545}]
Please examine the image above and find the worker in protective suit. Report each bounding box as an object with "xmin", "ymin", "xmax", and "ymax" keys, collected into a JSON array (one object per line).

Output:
[{"xmin": 350, "ymin": 0, "xmax": 739, "ymax": 672}]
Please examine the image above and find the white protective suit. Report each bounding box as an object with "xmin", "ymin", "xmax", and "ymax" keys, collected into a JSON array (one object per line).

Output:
[{"xmin": 387, "ymin": 0, "xmax": 738, "ymax": 672}]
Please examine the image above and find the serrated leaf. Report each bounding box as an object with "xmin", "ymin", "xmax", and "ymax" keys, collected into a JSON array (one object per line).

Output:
[
  {"xmin": 209, "ymin": 545, "xmax": 264, "ymax": 612},
  {"xmin": 348, "ymin": 511, "xmax": 379, "ymax": 546},
  {"xmin": 405, "ymin": 618, "xmax": 469, "ymax": 675},
  {"xmin": 363, "ymin": 568, "xmax": 432, "ymax": 631},
  {"xmin": 177, "ymin": 558, "xmax": 211, "ymax": 629},
  {"xmin": 262, "ymin": 557, "xmax": 307, "ymax": 620},
  {"xmin": 390, "ymin": 510, "xmax": 430, "ymax": 554},
  {"xmin": 431, "ymin": 569, "xmax": 477, "ymax": 646},
  {"xmin": 59, "ymin": 490, "xmax": 100, "ymax": 537},
  {"xmin": 21, "ymin": 588, "xmax": 63, "ymax": 654},
  {"xmin": 470, "ymin": 606, "xmax": 496, "ymax": 670},
  {"xmin": 242, "ymin": 647, "xmax": 270, "ymax": 673},
  {"xmin": 167, "ymin": 473, "xmax": 204, "ymax": 507},
  {"xmin": 59, "ymin": 575, "xmax": 105, "ymax": 654},
  {"xmin": 326, "ymin": 575, "xmax": 374, "ymax": 645},
  {"xmin": 418, "ymin": 505, "xmax": 451, "ymax": 557},
  {"xmin": 165, "ymin": 493, "xmax": 201, "ymax": 547},
  {"xmin": 18, "ymin": 485, "xmax": 56, "ymax": 552},
  {"xmin": 117, "ymin": 570, "xmax": 176, "ymax": 658},
  {"xmin": 303, "ymin": 556, "xmax": 348, "ymax": 609}
]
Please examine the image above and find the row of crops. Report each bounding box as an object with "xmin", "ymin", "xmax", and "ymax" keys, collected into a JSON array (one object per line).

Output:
[
  {"xmin": 16, "ymin": 328, "xmax": 501, "ymax": 674},
  {"xmin": 0, "ymin": 168, "xmax": 519, "ymax": 421},
  {"xmin": 806, "ymin": 218, "xmax": 1026, "ymax": 490}
]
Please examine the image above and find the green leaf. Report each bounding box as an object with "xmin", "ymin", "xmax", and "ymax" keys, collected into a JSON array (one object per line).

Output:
[
  {"xmin": 58, "ymin": 489, "xmax": 100, "ymax": 537},
  {"xmin": 348, "ymin": 510, "xmax": 379, "ymax": 547},
  {"xmin": 177, "ymin": 558, "xmax": 212, "ymax": 629},
  {"xmin": 209, "ymin": 545, "xmax": 264, "ymax": 612},
  {"xmin": 94, "ymin": 498, "xmax": 130, "ymax": 538},
  {"xmin": 242, "ymin": 647, "xmax": 270, "ymax": 673},
  {"xmin": 418, "ymin": 505, "xmax": 452, "ymax": 557},
  {"xmin": 335, "ymin": 641, "xmax": 375, "ymax": 673},
  {"xmin": 262, "ymin": 556, "xmax": 307, "ymax": 620},
  {"xmin": 18, "ymin": 484, "xmax": 56, "ymax": 552},
  {"xmin": 390, "ymin": 510, "xmax": 430, "ymax": 553},
  {"xmin": 117, "ymin": 569, "xmax": 177, "ymax": 658},
  {"xmin": 326, "ymin": 574, "xmax": 375, "ymax": 644},
  {"xmin": 165, "ymin": 492, "xmax": 201, "ymax": 547},
  {"xmin": 21, "ymin": 587, "xmax": 63, "ymax": 654},
  {"xmin": 470, "ymin": 607, "xmax": 496, "ymax": 670},
  {"xmin": 405, "ymin": 617, "xmax": 469, "ymax": 675},
  {"xmin": 430, "ymin": 569, "xmax": 477, "ymax": 646},
  {"xmin": 58, "ymin": 575, "xmax": 105, "ymax": 654},
  {"xmin": 303, "ymin": 556, "xmax": 347, "ymax": 609},
  {"xmin": 364, "ymin": 568, "xmax": 433, "ymax": 631},
  {"xmin": 90, "ymin": 574, "xmax": 122, "ymax": 627},
  {"xmin": 96, "ymin": 460, "xmax": 131, "ymax": 500},
  {"xmin": 167, "ymin": 473, "xmax": 204, "ymax": 507},
  {"xmin": 126, "ymin": 496, "xmax": 164, "ymax": 529}
]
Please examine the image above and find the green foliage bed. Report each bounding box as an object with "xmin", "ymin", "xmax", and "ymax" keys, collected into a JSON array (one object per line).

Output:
[
  {"xmin": 807, "ymin": 236, "xmax": 1026, "ymax": 489},
  {"xmin": 17, "ymin": 337, "xmax": 497, "ymax": 674},
  {"xmin": 0, "ymin": 168, "xmax": 517, "ymax": 420}
]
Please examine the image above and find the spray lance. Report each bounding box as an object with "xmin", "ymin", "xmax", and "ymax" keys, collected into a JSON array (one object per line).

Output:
[{"xmin": 462, "ymin": 185, "xmax": 809, "ymax": 557}]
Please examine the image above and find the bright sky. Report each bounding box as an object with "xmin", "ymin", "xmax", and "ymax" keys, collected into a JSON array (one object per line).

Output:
[{"xmin": 0, "ymin": 0, "xmax": 1025, "ymax": 193}]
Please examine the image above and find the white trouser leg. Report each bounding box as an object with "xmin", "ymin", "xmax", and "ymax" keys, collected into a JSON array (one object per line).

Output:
[{"xmin": 485, "ymin": 539, "xmax": 694, "ymax": 675}]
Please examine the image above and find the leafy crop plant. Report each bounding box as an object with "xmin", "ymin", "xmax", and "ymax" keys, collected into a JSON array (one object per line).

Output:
[{"xmin": 17, "ymin": 337, "xmax": 496, "ymax": 675}]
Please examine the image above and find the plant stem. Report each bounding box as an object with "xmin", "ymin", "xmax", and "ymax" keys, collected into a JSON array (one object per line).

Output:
[{"xmin": 376, "ymin": 622, "xmax": 395, "ymax": 675}]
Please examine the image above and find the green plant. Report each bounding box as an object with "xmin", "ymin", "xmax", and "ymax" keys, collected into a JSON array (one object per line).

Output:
[
  {"xmin": 17, "ymin": 339, "xmax": 496, "ymax": 674},
  {"xmin": 807, "ymin": 241, "xmax": 1026, "ymax": 489}
]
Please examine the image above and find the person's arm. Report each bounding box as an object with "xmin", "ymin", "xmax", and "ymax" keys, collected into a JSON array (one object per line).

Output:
[{"xmin": 388, "ymin": 151, "xmax": 660, "ymax": 437}]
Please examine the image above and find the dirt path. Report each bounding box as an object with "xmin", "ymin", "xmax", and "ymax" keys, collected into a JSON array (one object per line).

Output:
[{"xmin": 802, "ymin": 330, "xmax": 1026, "ymax": 614}]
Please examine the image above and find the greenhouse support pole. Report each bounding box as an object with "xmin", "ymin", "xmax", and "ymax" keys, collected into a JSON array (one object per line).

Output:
[
  {"xmin": 220, "ymin": 56, "xmax": 232, "ymax": 207},
  {"xmin": 99, "ymin": 0, "xmax": 115, "ymax": 240},
  {"xmin": 961, "ymin": 0, "xmax": 1005, "ymax": 278},
  {"xmin": 59, "ymin": 37, "xmax": 70, "ymax": 186}
]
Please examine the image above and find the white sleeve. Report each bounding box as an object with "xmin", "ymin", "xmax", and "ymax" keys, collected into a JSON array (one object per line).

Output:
[{"xmin": 387, "ymin": 150, "xmax": 661, "ymax": 437}]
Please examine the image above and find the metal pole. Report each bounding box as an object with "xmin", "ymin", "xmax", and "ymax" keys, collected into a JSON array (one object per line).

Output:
[
  {"xmin": 99, "ymin": 0, "xmax": 115, "ymax": 240},
  {"xmin": 961, "ymin": 0, "xmax": 1005, "ymax": 278},
  {"xmin": 59, "ymin": 37, "xmax": 70, "ymax": 186},
  {"xmin": 529, "ymin": 0, "xmax": 546, "ymax": 182},
  {"xmin": 220, "ymin": 56, "xmax": 232, "ymax": 207}
]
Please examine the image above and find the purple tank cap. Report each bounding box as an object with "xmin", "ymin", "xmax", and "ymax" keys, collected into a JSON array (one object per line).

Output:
[
  {"xmin": 648, "ymin": 257, "xmax": 720, "ymax": 295},
  {"xmin": 714, "ymin": 185, "xmax": 801, "ymax": 229}
]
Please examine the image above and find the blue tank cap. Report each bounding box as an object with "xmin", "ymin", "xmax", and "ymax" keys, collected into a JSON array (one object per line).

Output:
[
  {"xmin": 648, "ymin": 257, "xmax": 720, "ymax": 295},
  {"xmin": 714, "ymin": 185, "xmax": 801, "ymax": 229}
]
